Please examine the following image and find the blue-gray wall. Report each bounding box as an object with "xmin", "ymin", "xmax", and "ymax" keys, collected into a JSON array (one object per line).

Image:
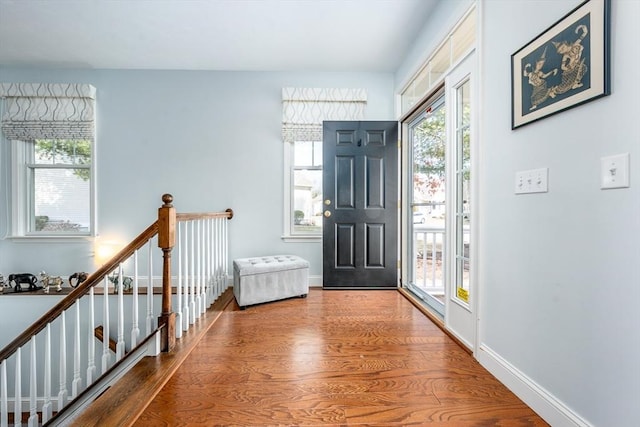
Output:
[
  {"xmin": 0, "ymin": 69, "xmax": 395, "ymax": 279},
  {"xmin": 2, "ymin": 1, "xmax": 640, "ymax": 425},
  {"xmin": 478, "ymin": 1, "xmax": 640, "ymax": 425},
  {"xmin": 392, "ymin": 0, "xmax": 640, "ymax": 426}
]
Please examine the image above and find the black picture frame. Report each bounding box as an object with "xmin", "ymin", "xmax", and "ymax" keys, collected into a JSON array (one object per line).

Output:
[{"xmin": 511, "ymin": 0, "xmax": 611, "ymax": 129}]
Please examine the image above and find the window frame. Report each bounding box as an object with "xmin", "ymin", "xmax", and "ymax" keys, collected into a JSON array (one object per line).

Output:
[
  {"xmin": 282, "ymin": 139, "xmax": 322, "ymax": 243},
  {"xmin": 9, "ymin": 138, "xmax": 97, "ymax": 240}
]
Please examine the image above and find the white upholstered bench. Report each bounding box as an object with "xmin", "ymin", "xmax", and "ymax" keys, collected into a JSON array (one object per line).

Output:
[{"xmin": 233, "ymin": 255, "xmax": 309, "ymax": 309}]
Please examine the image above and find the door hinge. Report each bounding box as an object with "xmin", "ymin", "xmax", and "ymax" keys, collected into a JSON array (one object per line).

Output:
[
  {"xmin": 397, "ymin": 140, "xmax": 401, "ymax": 149},
  {"xmin": 397, "ymin": 260, "xmax": 401, "ymax": 269}
]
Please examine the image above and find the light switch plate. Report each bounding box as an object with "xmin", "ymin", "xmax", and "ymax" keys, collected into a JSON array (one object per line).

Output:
[
  {"xmin": 515, "ymin": 168, "xmax": 548, "ymax": 194},
  {"xmin": 601, "ymin": 153, "xmax": 630, "ymax": 189}
]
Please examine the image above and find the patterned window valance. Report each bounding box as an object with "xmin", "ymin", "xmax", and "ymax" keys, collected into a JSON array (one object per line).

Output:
[
  {"xmin": 0, "ymin": 83, "xmax": 96, "ymax": 141},
  {"xmin": 282, "ymin": 87, "xmax": 367, "ymax": 143}
]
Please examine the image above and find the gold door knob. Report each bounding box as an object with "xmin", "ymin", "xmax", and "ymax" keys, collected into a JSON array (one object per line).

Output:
[
  {"xmin": 324, "ymin": 210, "xmax": 331, "ymax": 218},
  {"xmin": 324, "ymin": 199, "xmax": 331, "ymax": 206}
]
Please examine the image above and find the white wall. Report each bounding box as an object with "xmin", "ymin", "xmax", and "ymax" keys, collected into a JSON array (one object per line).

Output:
[
  {"xmin": 479, "ymin": 1, "xmax": 640, "ymax": 426},
  {"xmin": 0, "ymin": 69, "xmax": 395, "ymax": 280}
]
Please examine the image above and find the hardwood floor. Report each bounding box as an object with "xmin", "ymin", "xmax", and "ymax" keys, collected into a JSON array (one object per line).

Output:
[{"xmin": 135, "ymin": 289, "xmax": 548, "ymax": 426}]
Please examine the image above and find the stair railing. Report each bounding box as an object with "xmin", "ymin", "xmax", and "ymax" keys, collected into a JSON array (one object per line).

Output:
[{"xmin": 0, "ymin": 194, "xmax": 233, "ymax": 426}]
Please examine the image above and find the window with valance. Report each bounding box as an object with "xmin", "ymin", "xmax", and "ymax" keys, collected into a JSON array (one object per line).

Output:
[
  {"xmin": 282, "ymin": 87, "xmax": 367, "ymax": 240},
  {"xmin": 0, "ymin": 83, "xmax": 96, "ymax": 237}
]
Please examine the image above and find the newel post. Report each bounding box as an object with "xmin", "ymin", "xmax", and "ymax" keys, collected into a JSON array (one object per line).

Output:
[{"xmin": 158, "ymin": 194, "xmax": 176, "ymax": 352}]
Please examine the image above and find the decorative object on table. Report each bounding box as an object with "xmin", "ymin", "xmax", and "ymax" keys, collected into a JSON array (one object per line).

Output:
[
  {"xmin": 68, "ymin": 271, "xmax": 89, "ymax": 288},
  {"xmin": 8, "ymin": 273, "xmax": 41, "ymax": 292},
  {"xmin": 511, "ymin": 0, "xmax": 610, "ymax": 129},
  {"xmin": 40, "ymin": 271, "xmax": 63, "ymax": 293},
  {"xmin": 108, "ymin": 273, "xmax": 133, "ymax": 293},
  {"xmin": 0, "ymin": 274, "xmax": 6, "ymax": 293}
]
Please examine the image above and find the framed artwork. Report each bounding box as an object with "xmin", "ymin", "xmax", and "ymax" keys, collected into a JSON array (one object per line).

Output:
[{"xmin": 511, "ymin": 0, "xmax": 611, "ymax": 129}]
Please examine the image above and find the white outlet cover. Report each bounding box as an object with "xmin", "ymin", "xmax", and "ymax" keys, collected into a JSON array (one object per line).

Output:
[{"xmin": 601, "ymin": 153, "xmax": 630, "ymax": 189}]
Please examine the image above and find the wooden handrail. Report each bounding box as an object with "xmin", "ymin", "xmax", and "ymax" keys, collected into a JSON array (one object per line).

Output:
[
  {"xmin": 0, "ymin": 193, "xmax": 235, "ymax": 426},
  {"xmin": 0, "ymin": 197, "xmax": 234, "ymax": 361},
  {"xmin": 0, "ymin": 221, "xmax": 159, "ymax": 362},
  {"xmin": 176, "ymin": 208, "xmax": 233, "ymax": 221}
]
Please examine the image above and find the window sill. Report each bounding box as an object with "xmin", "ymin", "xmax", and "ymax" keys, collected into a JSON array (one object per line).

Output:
[
  {"xmin": 281, "ymin": 235, "xmax": 322, "ymax": 243},
  {"xmin": 7, "ymin": 235, "xmax": 95, "ymax": 243}
]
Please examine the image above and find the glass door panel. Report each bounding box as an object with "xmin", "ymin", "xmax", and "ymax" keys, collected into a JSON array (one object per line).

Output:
[
  {"xmin": 454, "ymin": 80, "xmax": 471, "ymax": 305},
  {"xmin": 444, "ymin": 52, "xmax": 476, "ymax": 351},
  {"xmin": 408, "ymin": 96, "xmax": 446, "ymax": 316}
]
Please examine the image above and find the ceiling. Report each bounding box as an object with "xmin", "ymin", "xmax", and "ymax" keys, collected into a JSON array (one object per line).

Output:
[{"xmin": 0, "ymin": 0, "xmax": 439, "ymax": 72}]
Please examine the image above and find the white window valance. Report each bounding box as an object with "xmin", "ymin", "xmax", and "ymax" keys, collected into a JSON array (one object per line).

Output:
[
  {"xmin": 282, "ymin": 87, "xmax": 367, "ymax": 143},
  {"xmin": 0, "ymin": 83, "xmax": 96, "ymax": 141}
]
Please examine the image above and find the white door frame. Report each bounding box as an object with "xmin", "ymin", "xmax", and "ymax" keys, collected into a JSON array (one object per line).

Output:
[{"xmin": 444, "ymin": 50, "xmax": 478, "ymax": 353}]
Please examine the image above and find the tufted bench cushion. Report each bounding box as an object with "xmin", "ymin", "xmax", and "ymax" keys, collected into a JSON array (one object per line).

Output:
[{"xmin": 233, "ymin": 255, "xmax": 309, "ymax": 309}]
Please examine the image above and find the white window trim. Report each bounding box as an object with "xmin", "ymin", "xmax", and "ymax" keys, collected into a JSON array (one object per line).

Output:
[
  {"xmin": 8, "ymin": 139, "xmax": 97, "ymax": 241},
  {"xmin": 282, "ymin": 140, "xmax": 321, "ymax": 243}
]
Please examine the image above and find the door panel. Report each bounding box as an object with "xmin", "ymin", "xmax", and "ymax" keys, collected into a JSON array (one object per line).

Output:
[
  {"xmin": 323, "ymin": 121, "xmax": 398, "ymax": 289},
  {"xmin": 336, "ymin": 224, "xmax": 355, "ymax": 268},
  {"xmin": 366, "ymin": 157, "xmax": 384, "ymax": 208},
  {"xmin": 365, "ymin": 223, "xmax": 385, "ymax": 267},
  {"xmin": 336, "ymin": 156, "xmax": 355, "ymax": 208}
]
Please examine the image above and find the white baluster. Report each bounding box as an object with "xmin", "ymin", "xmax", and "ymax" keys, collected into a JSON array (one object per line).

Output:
[
  {"xmin": 1, "ymin": 359, "xmax": 8, "ymax": 427},
  {"xmin": 86, "ymin": 287, "xmax": 96, "ymax": 386},
  {"xmin": 102, "ymin": 277, "xmax": 111, "ymax": 374},
  {"xmin": 213, "ymin": 218, "xmax": 219, "ymax": 299},
  {"xmin": 131, "ymin": 250, "xmax": 140, "ymax": 347},
  {"xmin": 116, "ymin": 265, "xmax": 125, "ymax": 361},
  {"xmin": 176, "ymin": 222, "xmax": 183, "ymax": 338},
  {"xmin": 223, "ymin": 216, "xmax": 229, "ymax": 287},
  {"xmin": 190, "ymin": 221, "xmax": 196, "ymax": 324},
  {"xmin": 207, "ymin": 218, "xmax": 213, "ymax": 305},
  {"xmin": 196, "ymin": 219, "xmax": 202, "ymax": 317},
  {"xmin": 58, "ymin": 311, "xmax": 68, "ymax": 409},
  {"xmin": 72, "ymin": 300, "xmax": 82, "ymax": 398},
  {"xmin": 211, "ymin": 218, "xmax": 217, "ymax": 300},
  {"xmin": 219, "ymin": 218, "xmax": 225, "ymax": 295},
  {"xmin": 202, "ymin": 218, "xmax": 208, "ymax": 308},
  {"xmin": 183, "ymin": 221, "xmax": 190, "ymax": 331},
  {"xmin": 216, "ymin": 218, "xmax": 220, "ymax": 294},
  {"xmin": 14, "ymin": 347, "xmax": 21, "ymax": 427},
  {"xmin": 200, "ymin": 219, "xmax": 206, "ymax": 314},
  {"xmin": 431, "ymin": 232, "xmax": 436, "ymax": 286},
  {"xmin": 216, "ymin": 218, "xmax": 222, "ymax": 294},
  {"xmin": 146, "ymin": 240, "xmax": 154, "ymax": 335},
  {"xmin": 42, "ymin": 324, "xmax": 52, "ymax": 423},
  {"xmin": 28, "ymin": 336, "xmax": 37, "ymax": 427},
  {"xmin": 214, "ymin": 219, "xmax": 219, "ymax": 299}
]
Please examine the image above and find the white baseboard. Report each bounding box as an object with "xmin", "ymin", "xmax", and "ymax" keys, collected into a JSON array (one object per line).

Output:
[
  {"xmin": 308, "ymin": 275, "xmax": 322, "ymax": 287},
  {"xmin": 477, "ymin": 344, "xmax": 592, "ymax": 427}
]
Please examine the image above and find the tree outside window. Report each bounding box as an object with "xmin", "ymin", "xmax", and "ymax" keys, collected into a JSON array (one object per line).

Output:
[{"xmin": 30, "ymin": 139, "xmax": 92, "ymax": 233}]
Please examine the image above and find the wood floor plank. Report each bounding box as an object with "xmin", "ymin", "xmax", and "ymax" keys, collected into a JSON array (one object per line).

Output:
[{"xmin": 135, "ymin": 289, "xmax": 548, "ymax": 426}]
